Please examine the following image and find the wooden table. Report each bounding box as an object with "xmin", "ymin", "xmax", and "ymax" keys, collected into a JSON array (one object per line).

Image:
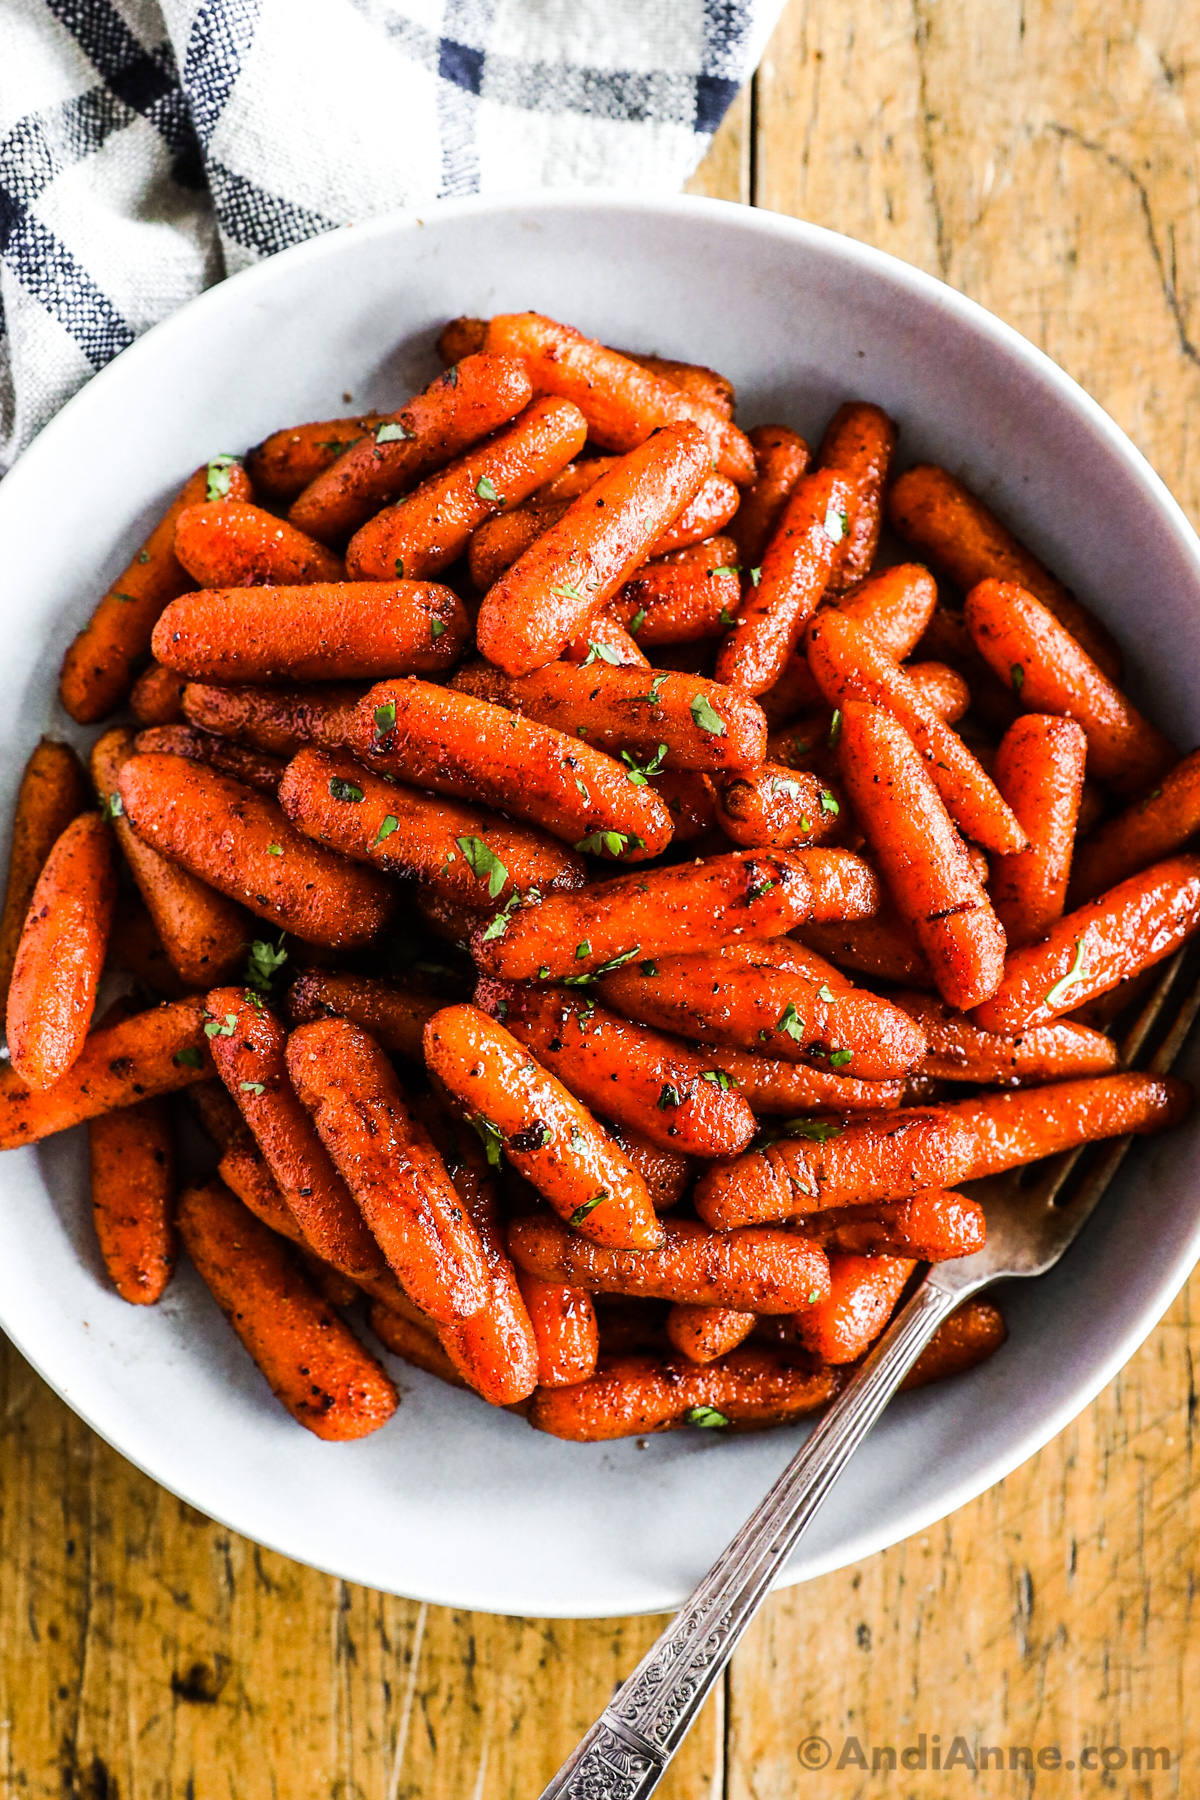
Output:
[{"xmin": 4, "ymin": 2, "xmax": 1200, "ymax": 1793}]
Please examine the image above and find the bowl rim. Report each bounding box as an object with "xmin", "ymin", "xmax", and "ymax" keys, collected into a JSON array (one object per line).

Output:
[{"xmin": 3, "ymin": 187, "xmax": 1199, "ymax": 1617}]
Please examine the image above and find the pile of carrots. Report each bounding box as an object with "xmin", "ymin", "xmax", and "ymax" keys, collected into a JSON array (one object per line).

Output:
[{"xmin": 1, "ymin": 309, "xmax": 1195, "ymax": 1444}]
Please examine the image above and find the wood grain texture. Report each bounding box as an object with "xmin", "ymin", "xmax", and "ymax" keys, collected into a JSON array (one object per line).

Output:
[{"xmin": 2, "ymin": 3, "xmax": 1199, "ymax": 1794}]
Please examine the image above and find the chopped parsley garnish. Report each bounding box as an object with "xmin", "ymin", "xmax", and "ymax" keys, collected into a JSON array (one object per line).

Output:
[
  {"xmin": 374, "ymin": 701, "xmax": 397, "ymax": 739},
  {"xmin": 701, "ymin": 1069, "xmax": 736, "ymax": 1090},
  {"xmin": 468, "ymin": 1113, "xmax": 505, "ymax": 1169},
  {"xmin": 776, "ymin": 1001, "xmax": 804, "ymax": 1043},
  {"xmin": 475, "ymin": 475, "xmax": 501, "ymax": 503},
  {"xmin": 205, "ymin": 453, "xmax": 240, "ymax": 501},
  {"xmin": 657, "ymin": 1081, "xmax": 693, "ymax": 1110},
  {"xmin": 456, "ymin": 836, "xmax": 509, "ymax": 899},
  {"xmin": 747, "ymin": 877, "xmax": 777, "ymax": 902},
  {"xmin": 581, "ymin": 640, "xmax": 621, "ymax": 666},
  {"xmin": 712, "ymin": 565, "xmax": 741, "ymax": 577},
  {"xmin": 630, "ymin": 674, "xmax": 668, "ymax": 706},
  {"xmin": 1044, "ymin": 935, "xmax": 1090, "ymax": 1008},
  {"xmin": 576, "ymin": 941, "xmax": 592, "ymax": 959},
  {"xmin": 628, "ymin": 607, "xmax": 647, "ymax": 635},
  {"xmin": 823, "ymin": 505, "xmax": 848, "ymax": 543},
  {"xmin": 480, "ymin": 893, "xmax": 523, "ymax": 941},
  {"xmin": 245, "ymin": 937, "xmax": 288, "ymax": 995},
  {"xmin": 374, "ymin": 814, "xmax": 399, "ymax": 845},
  {"xmin": 621, "ymin": 744, "xmax": 668, "ymax": 786},
  {"xmin": 552, "ymin": 581, "xmax": 585, "ymax": 601},
  {"xmin": 375, "ymin": 420, "xmax": 414, "ymax": 443},
  {"xmin": 640, "ymin": 960, "xmax": 659, "ymax": 976},
  {"xmin": 829, "ymin": 709, "xmax": 843, "ymax": 748},
  {"xmin": 105, "ymin": 791, "xmax": 123, "ymax": 819},
  {"xmin": 1011, "ymin": 664, "xmax": 1025, "ymax": 694},
  {"xmin": 574, "ymin": 830, "xmax": 643, "ymax": 858},
  {"xmin": 267, "ymin": 843, "xmax": 282, "ymax": 856},
  {"xmin": 783, "ymin": 1118, "xmax": 843, "ymax": 1142},
  {"xmin": 240, "ymin": 1081, "xmax": 266, "ymax": 1097},
  {"xmin": 431, "ymin": 618, "xmax": 446, "ymax": 637},
  {"xmin": 718, "ymin": 607, "xmax": 737, "ymax": 626},
  {"xmin": 172, "ymin": 1047, "xmax": 203, "ymax": 1069},
  {"xmin": 819, "ymin": 790, "xmax": 839, "ymax": 816},
  {"xmin": 686, "ymin": 1406, "xmax": 729, "ymax": 1428},
  {"xmin": 329, "ymin": 777, "xmax": 363, "ymax": 802},
  {"xmin": 690, "ymin": 693, "xmax": 727, "ymax": 736},
  {"xmin": 204, "ymin": 1013, "xmax": 238, "ymax": 1040},
  {"xmin": 749, "ymin": 567, "xmax": 762, "ymax": 587},
  {"xmin": 817, "ymin": 984, "xmax": 836, "ymax": 1003},
  {"xmin": 568, "ymin": 1191, "xmax": 609, "ymax": 1227},
  {"xmin": 829, "ymin": 1048, "xmax": 854, "ymax": 1069}
]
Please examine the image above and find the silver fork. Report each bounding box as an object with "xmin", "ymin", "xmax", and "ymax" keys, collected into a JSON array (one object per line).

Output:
[{"xmin": 537, "ymin": 947, "xmax": 1200, "ymax": 1800}]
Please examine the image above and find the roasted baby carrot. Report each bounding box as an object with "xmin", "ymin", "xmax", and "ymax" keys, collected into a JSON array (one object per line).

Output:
[
  {"xmin": 465, "ymin": 461, "xmax": 613, "ymax": 591},
  {"xmin": 414, "ymin": 1095, "xmax": 539, "ymax": 1405},
  {"xmin": 711, "ymin": 764, "xmax": 847, "ymax": 850},
  {"xmin": 286, "ymin": 1017, "xmax": 489, "ymax": 1322},
  {"xmin": 0, "ymin": 739, "xmax": 89, "ymax": 1026},
  {"xmin": 988, "ymin": 713, "xmax": 1087, "ymax": 945},
  {"xmin": 204, "ymin": 987, "xmax": 384, "ymax": 1280},
  {"xmin": 836, "ymin": 702, "xmax": 1007, "ymax": 1010},
  {"xmin": 728, "ymin": 425, "xmax": 811, "ymax": 568},
  {"xmin": 900, "ymin": 1297, "xmax": 1007, "ymax": 1390},
  {"xmin": 92, "ymin": 729, "xmax": 248, "ymax": 986},
  {"xmin": 59, "ymin": 459, "xmax": 253, "ymax": 723},
  {"xmin": 964, "ymin": 579, "xmax": 1176, "ymax": 794},
  {"xmin": 473, "ymin": 978, "xmax": 757, "ymax": 1158},
  {"xmin": 817, "ymin": 402, "xmax": 897, "ymax": 590},
  {"xmin": 288, "ymin": 353, "xmax": 534, "ymax": 542},
  {"xmin": 423, "ymin": 1002, "xmax": 662, "ymax": 1251},
  {"xmin": 476, "ymin": 423, "xmax": 713, "ymax": 674},
  {"xmin": 808, "ymin": 609, "xmax": 1026, "ymax": 854},
  {"xmin": 245, "ymin": 411, "xmax": 390, "ymax": 502},
  {"xmin": 368, "ymin": 1298, "xmax": 471, "ymax": 1388},
  {"xmin": 562, "ymin": 610, "xmax": 650, "ymax": 670},
  {"xmin": 279, "ymin": 746, "xmax": 585, "ymax": 906},
  {"xmin": 892, "ymin": 992, "xmax": 1118, "ymax": 1084},
  {"xmin": 106, "ymin": 893, "xmax": 188, "ymax": 998},
  {"xmin": 177, "ymin": 1179, "xmax": 397, "ymax": 1440},
  {"xmin": 798, "ymin": 905, "xmax": 935, "ymax": 988},
  {"xmin": 698, "ymin": 1046, "xmax": 903, "ymax": 1114},
  {"xmin": 7, "ymin": 813, "xmax": 117, "ymax": 1089},
  {"xmin": 1067, "ymin": 748, "xmax": 1200, "ymax": 905},
  {"xmin": 516, "ymin": 1273, "xmax": 599, "ymax": 1387},
  {"xmin": 129, "ymin": 663, "xmax": 188, "ymax": 725},
  {"xmin": 612, "ymin": 537, "xmax": 742, "ymax": 645},
  {"xmin": 117, "ymin": 753, "xmax": 395, "ymax": 948},
  {"xmin": 174, "ymin": 501, "xmax": 344, "ymax": 587},
  {"xmin": 0, "ymin": 996, "xmax": 212, "ymax": 1149},
  {"xmin": 351, "ymin": 679, "xmax": 673, "ymax": 861},
  {"xmin": 598, "ymin": 949, "xmax": 926, "ymax": 1081},
  {"xmin": 481, "ymin": 313, "xmax": 755, "ymax": 482},
  {"xmin": 826, "ymin": 562, "xmax": 939, "ymax": 659},
  {"xmin": 652, "ymin": 473, "xmax": 740, "ymax": 551},
  {"xmin": 795, "ymin": 1254, "xmax": 915, "ymax": 1363},
  {"xmin": 346, "ymin": 398, "xmax": 588, "ymax": 579},
  {"xmin": 649, "ymin": 769, "xmax": 719, "ymax": 843},
  {"xmin": 943, "ymin": 1073, "xmax": 1192, "ymax": 1180},
  {"xmin": 902, "ymin": 662, "xmax": 971, "ymax": 724},
  {"xmin": 970, "ymin": 854, "xmax": 1200, "ymax": 1032},
  {"xmin": 607, "ymin": 1126, "xmax": 693, "ymax": 1211},
  {"xmin": 437, "ymin": 317, "xmax": 487, "ymax": 361},
  {"xmin": 665, "ymin": 1303, "xmax": 756, "ymax": 1364},
  {"xmin": 153, "ymin": 581, "xmax": 467, "ymax": 683},
  {"xmin": 451, "ymin": 660, "xmax": 767, "ymax": 772},
  {"xmin": 89, "ymin": 1096, "xmax": 176, "ymax": 1303},
  {"xmin": 805, "ymin": 1190, "xmax": 985, "ymax": 1260},
  {"xmin": 715, "ymin": 470, "xmax": 854, "ymax": 695},
  {"xmin": 693, "ymin": 1107, "xmax": 977, "ymax": 1229},
  {"xmin": 508, "ymin": 1213, "xmax": 829, "ymax": 1313},
  {"xmin": 471, "ymin": 850, "xmax": 813, "ymax": 982},
  {"xmin": 791, "ymin": 848, "xmax": 880, "ymax": 922},
  {"xmin": 285, "ymin": 972, "xmax": 445, "ymax": 1062},
  {"xmin": 182, "ymin": 681, "xmax": 367, "ymax": 757},
  {"xmin": 529, "ymin": 1347, "xmax": 839, "ymax": 1440},
  {"xmin": 134, "ymin": 724, "xmax": 286, "ymax": 796},
  {"xmin": 888, "ymin": 464, "xmax": 1121, "ymax": 677},
  {"xmin": 218, "ymin": 1139, "xmax": 304, "ymax": 1240}
]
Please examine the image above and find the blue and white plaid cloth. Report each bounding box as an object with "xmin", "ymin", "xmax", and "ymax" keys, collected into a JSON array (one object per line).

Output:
[{"xmin": 0, "ymin": 0, "xmax": 783, "ymax": 472}]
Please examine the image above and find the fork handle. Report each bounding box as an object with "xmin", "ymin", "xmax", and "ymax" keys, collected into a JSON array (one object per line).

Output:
[{"xmin": 537, "ymin": 1271, "xmax": 969, "ymax": 1800}]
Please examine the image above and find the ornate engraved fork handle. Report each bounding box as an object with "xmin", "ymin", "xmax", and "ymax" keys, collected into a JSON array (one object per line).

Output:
[{"xmin": 537, "ymin": 1274, "xmax": 966, "ymax": 1800}]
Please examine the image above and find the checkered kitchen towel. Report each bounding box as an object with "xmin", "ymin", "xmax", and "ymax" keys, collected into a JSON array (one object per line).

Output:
[{"xmin": 0, "ymin": 0, "xmax": 783, "ymax": 473}]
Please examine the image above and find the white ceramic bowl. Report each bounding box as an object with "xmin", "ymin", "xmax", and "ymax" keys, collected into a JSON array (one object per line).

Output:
[{"xmin": 2, "ymin": 193, "xmax": 1199, "ymax": 1620}]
